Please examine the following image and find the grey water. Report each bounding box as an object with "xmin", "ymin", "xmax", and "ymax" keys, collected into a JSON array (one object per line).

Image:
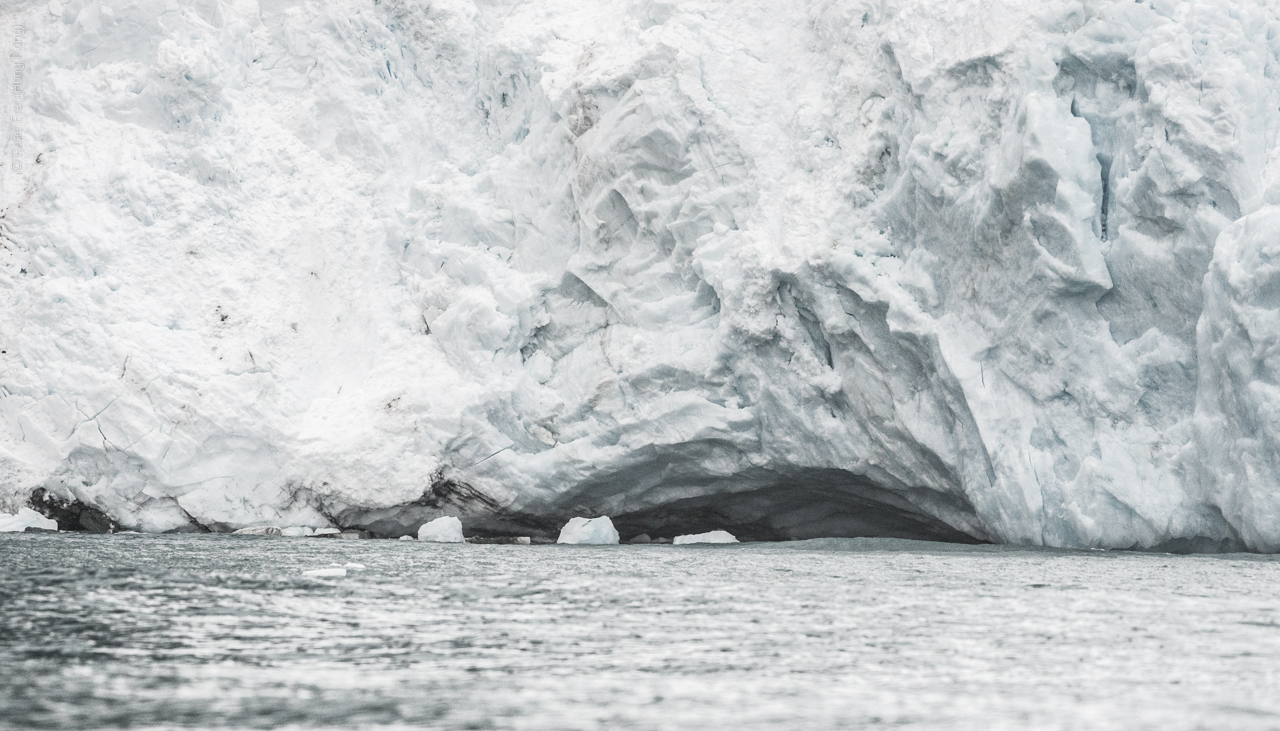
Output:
[{"xmin": 1, "ymin": 534, "xmax": 1278, "ymax": 730}]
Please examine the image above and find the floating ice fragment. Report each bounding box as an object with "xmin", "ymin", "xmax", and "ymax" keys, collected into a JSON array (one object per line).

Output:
[
  {"xmin": 0, "ymin": 509, "xmax": 58, "ymax": 533},
  {"xmin": 344, "ymin": 563, "xmax": 366, "ymax": 570},
  {"xmin": 302, "ymin": 568, "xmax": 347, "ymax": 578},
  {"xmin": 398, "ymin": 535, "xmax": 415, "ymax": 541},
  {"xmin": 418, "ymin": 516, "xmax": 465, "ymax": 543},
  {"xmin": 233, "ymin": 526, "xmax": 282, "ymax": 536},
  {"xmin": 281, "ymin": 527, "xmax": 314, "ymax": 537},
  {"xmin": 673, "ymin": 530, "xmax": 739, "ymax": 545},
  {"xmin": 312, "ymin": 528, "xmax": 340, "ymax": 536},
  {"xmin": 557, "ymin": 516, "xmax": 619, "ymax": 545}
]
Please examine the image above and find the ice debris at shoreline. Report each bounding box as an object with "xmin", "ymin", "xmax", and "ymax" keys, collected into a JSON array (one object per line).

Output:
[
  {"xmin": 233, "ymin": 526, "xmax": 282, "ymax": 536},
  {"xmin": 418, "ymin": 516, "xmax": 465, "ymax": 543},
  {"xmin": 302, "ymin": 568, "xmax": 347, "ymax": 578},
  {"xmin": 557, "ymin": 517, "xmax": 620, "ymax": 545},
  {"xmin": 0, "ymin": 509, "xmax": 58, "ymax": 533},
  {"xmin": 674, "ymin": 531, "xmax": 740, "ymax": 545}
]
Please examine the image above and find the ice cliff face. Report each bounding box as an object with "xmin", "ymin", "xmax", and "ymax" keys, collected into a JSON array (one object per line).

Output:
[{"xmin": 2, "ymin": 0, "xmax": 1279, "ymax": 549}]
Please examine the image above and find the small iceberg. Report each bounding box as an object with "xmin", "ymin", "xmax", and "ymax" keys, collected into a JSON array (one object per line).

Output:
[
  {"xmin": 673, "ymin": 530, "xmax": 739, "ymax": 545},
  {"xmin": 233, "ymin": 526, "xmax": 282, "ymax": 536},
  {"xmin": 0, "ymin": 508, "xmax": 58, "ymax": 532},
  {"xmin": 302, "ymin": 567, "xmax": 347, "ymax": 578},
  {"xmin": 418, "ymin": 516, "xmax": 465, "ymax": 543},
  {"xmin": 343, "ymin": 563, "xmax": 366, "ymax": 570},
  {"xmin": 281, "ymin": 527, "xmax": 315, "ymax": 537},
  {"xmin": 398, "ymin": 535, "xmax": 415, "ymax": 541},
  {"xmin": 312, "ymin": 528, "xmax": 341, "ymax": 536},
  {"xmin": 557, "ymin": 516, "xmax": 619, "ymax": 545}
]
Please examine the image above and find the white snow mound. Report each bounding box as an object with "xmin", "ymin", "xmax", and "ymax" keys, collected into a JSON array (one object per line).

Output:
[
  {"xmin": 557, "ymin": 517, "xmax": 620, "ymax": 545},
  {"xmin": 673, "ymin": 531, "xmax": 739, "ymax": 545},
  {"xmin": 0, "ymin": 509, "xmax": 58, "ymax": 532},
  {"xmin": 418, "ymin": 516, "xmax": 465, "ymax": 543}
]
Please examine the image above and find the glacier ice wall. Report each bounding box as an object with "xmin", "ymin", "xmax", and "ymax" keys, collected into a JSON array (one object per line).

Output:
[{"xmin": 2, "ymin": 0, "xmax": 1279, "ymax": 549}]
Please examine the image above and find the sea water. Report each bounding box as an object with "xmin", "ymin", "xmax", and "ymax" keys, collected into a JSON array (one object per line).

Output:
[{"xmin": 1, "ymin": 534, "xmax": 1278, "ymax": 730}]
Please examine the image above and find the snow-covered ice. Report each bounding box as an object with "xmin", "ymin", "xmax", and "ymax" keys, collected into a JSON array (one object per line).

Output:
[
  {"xmin": 0, "ymin": 508, "xmax": 58, "ymax": 532},
  {"xmin": 1, "ymin": 0, "xmax": 1279, "ymax": 550},
  {"xmin": 281, "ymin": 526, "xmax": 314, "ymax": 537},
  {"xmin": 557, "ymin": 517, "xmax": 620, "ymax": 545},
  {"xmin": 674, "ymin": 531, "xmax": 739, "ymax": 545},
  {"xmin": 417, "ymin": 516, "xmax": 465, "ymax": 543}
]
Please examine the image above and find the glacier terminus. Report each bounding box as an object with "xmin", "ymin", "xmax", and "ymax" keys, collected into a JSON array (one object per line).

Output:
[{"xmin": 1, "ymin": 0, "xmax": 1280, "ymax": 551}]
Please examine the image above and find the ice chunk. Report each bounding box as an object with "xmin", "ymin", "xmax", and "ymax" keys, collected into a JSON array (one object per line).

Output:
[
  {"xmin": 673, "ymin": 530, "xmax": 739, "ymax": 545},
  {"xmin": 398, "ymin": 535, "xmax": 415, "ymax": 541},
  {"xmin": 233, "ymin": 526, "xmax": 282, "ymax": 536},
  {"xmin": 557, "ymin": 517, "xmax": 620, "ymax": 545},
  {"xmin": 281, "ymin": 527, "xmax": 314, "ymax": 537},
  {"xmin": 313, "ymin": 528, "xmax": 341, "ymax": 536},
  {"xmin": 343, "ymin": 563, "xmax": 366, "ymax": 570},
  {"xmin": 302, "ymin": 568, "xmax": 346, "ymax": 578},
  {"xmin": 0, "ymin": 509, "xmax": 58, "ymax": 533},
  {"xmin": 418, "ymin": 516, "xmax": 465, "ymax": 543}
]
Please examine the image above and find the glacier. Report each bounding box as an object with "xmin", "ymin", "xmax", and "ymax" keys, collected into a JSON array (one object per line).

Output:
[{"xmin": 1, "ymin": 0, "xmax": 1279, "ymax": 550}]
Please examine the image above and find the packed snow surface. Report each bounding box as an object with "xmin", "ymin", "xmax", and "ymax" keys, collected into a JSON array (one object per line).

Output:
[
  {"xmin": 1, "ymin": 0, "xmax": 1280, "ymax": 549},
  {"xmin": 0, "ymin": 508, "xmax": 57, "ymax": 532},
  {"xmin": 557, "ymin": 516, "xmax": 620, "ymax": 545},
  {"xmin": 674, "ymin": 530, "xmax": 739, "ymax": 545},
  {"xmin": 417, "ymin": 516, "xmax": 465, "ymax": 543}
]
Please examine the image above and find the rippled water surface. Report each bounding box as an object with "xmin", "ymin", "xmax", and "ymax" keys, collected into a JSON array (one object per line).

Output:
[{"xmin": 1, "ymin": 534, "xmax": 1279, "ymax": 730}]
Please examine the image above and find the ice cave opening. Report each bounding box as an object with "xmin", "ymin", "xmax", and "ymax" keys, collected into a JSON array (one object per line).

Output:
[{"xmin": 595, "ymin": 468, "xmax": 985, "ymax": 544}]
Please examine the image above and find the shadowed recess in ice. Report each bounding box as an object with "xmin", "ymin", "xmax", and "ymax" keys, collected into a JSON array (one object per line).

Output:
[{"xmin": 2, "ymin": 0, "xmax": 1280, "ymax": 549}]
